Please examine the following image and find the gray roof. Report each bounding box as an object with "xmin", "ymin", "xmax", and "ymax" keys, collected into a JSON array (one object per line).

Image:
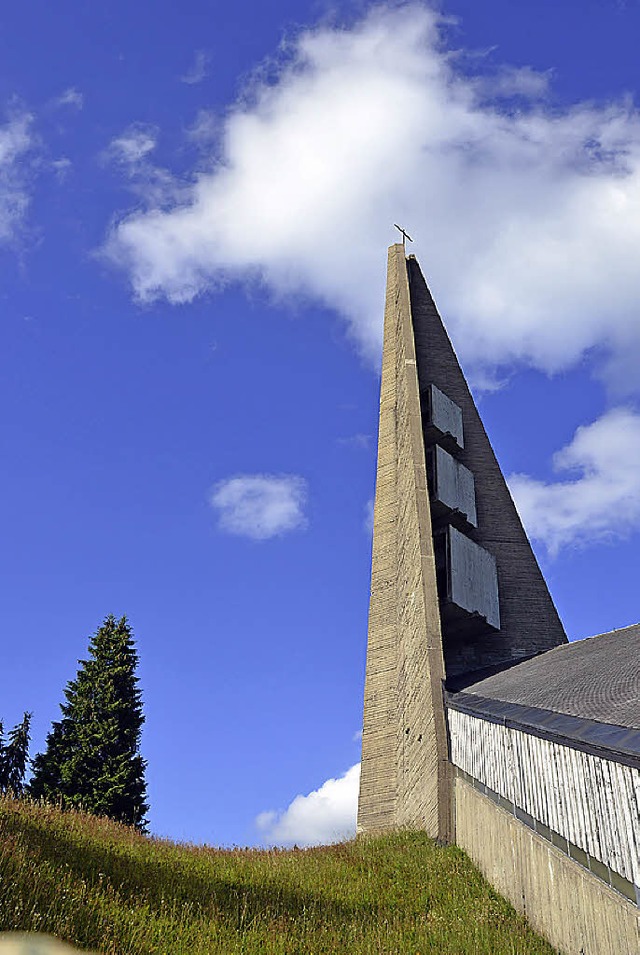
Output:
[{"xmin": 463, "ymin": 624, "xmax": 640, "ymax": 730}]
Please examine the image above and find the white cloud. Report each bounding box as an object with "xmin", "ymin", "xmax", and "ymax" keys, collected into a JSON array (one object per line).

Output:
[
  {"xmin": 480, "ymin": 65, "xmax": 552, "ymax": 100},
  {"xmin": 54, "ymin": 87, "xmax": 84, "ymax": 110},
  {"xmin": 509, "ymin": 408, "xmax": 640, "ymax": 554},
  {"xmin": 107, "ymin": 126, "xmax": 157, "ymax": 166},
  {"xmin": 337, "ymin": 432, "xmax": 371, "ymax": 449},
  {"xmin": 256, "ymin": 763, "xmax": 360, "ymax": 846},
  {"xmin": 50, "ymin": 157, "xmax": 72, "ymax": 181},
  {"xmin": 0, "ymin": 111, "xmax": 34, "ymax": 244},
  {"xmin": 364, "ymin": 498, "xmax": 374, "ymax": 535},
  {"xmin": 210, "ymin": 473, "xmax": 308, "ymax": 540},
  {"xmin": 186, "ymin": 109, "xmax": 217, "ymax": 145},
  {"xmin": 181, "ymin": 50, "xmax": 209, "ymax": 85},
  {"xmin": 103, "ymin": 126, "xmax": 190, "ymax": 212},
  {"xmin": 104, "ymin": 4, "xmax": 640, "ymax": 390}
]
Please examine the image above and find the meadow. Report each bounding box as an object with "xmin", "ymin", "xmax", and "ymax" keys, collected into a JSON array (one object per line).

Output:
[{"xmin": 0, "ymin": 796, "xmax": 556, "ymax": 954}]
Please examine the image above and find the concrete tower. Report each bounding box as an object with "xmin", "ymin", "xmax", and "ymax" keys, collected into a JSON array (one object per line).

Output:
[{"xmin": 357, "ymin": 244, "xmax": 567, "ymax": 840}]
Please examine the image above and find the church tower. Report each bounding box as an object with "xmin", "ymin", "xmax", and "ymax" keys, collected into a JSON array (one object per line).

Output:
[{"xmin": 357, "ymin": 244, "xmax": 567, "ymax": 839}]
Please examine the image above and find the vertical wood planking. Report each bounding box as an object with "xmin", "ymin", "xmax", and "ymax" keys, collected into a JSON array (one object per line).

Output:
[{"xmin": 447, "ymin": 709, "xmax": 640, "ymax": 885}]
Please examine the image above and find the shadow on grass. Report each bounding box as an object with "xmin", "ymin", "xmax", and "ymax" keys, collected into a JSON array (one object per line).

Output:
[{"xmin": 1, "ymin": 811, "xmax": 377, "ymax": 932}]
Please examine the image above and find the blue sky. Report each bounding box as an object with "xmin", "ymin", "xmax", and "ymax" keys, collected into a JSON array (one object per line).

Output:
[{"xmin": 2, "ymin": 0, "xmax": 640, "ymax": 847}]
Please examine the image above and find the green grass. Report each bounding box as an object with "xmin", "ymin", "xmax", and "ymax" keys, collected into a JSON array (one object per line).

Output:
[{"xmin": 0, "ymin": 796, "xmax": 556, "ymax": 954}]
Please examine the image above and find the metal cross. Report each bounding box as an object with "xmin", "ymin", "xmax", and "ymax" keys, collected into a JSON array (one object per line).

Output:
[{"xmin": 394, "ymin": 224, "xmax": 413, "ymax": 249}]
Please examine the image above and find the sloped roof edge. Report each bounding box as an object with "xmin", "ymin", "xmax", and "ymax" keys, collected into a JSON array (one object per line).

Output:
[{"xmin": 449, "ymin": 623, "xmax": 640, "ymax": 733}]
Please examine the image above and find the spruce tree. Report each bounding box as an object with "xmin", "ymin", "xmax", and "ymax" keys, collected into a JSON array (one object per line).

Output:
[
  {"xmin": 29, "ymin": 615, "xmax": 148, "ymax": 830},
  {"xmin": 0, "ymin": 721, "xmax": 5, "ymax": 791},
  {"xmin": 0, "ymin": 713, "xmax": 32, "ymax": 795}
]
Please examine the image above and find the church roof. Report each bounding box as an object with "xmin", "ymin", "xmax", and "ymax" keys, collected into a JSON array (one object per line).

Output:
[
  {"xmin": 462, "ymin": 624, "xmax": 640, "ymax": 728},
  {"xmin": 446, "ymin": 624, "xmax": 640, "ymax": 767}
]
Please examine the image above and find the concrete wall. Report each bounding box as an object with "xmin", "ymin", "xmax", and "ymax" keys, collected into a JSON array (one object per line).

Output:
[
  {"xmin": 357, "ymin": 244, "xmax": 400, "ymax": 832},
  {"xmin": 358, "ymin": 245, "xmax": 450, "ymax": 839},
  {"xmin": 455, "ymin": 776, "xmax": 640, "ymax": 955},
  {"xmin": 449, "ymin": 708, "xmax": 640, "ymax": 894}
]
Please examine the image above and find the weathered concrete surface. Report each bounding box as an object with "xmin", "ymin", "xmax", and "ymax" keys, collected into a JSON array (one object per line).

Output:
[
  {"xmin": 357, "ymin": 244, "xmax": 400, "ymax": 832},
  {"xmin": 407, "ymin": 256, "xmax": 567, "ymax": 678},
  {"xmin": 358, "ymin": 244, "xmax": 450, "ymax": 839},
  {"xmin": 455, "ymin": 776, "xmax": 640, "ymax": 955}
]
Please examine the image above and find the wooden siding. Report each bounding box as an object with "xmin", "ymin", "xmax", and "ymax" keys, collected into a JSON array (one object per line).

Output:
[{"xmin": 448, "ymin": 708, "xmax": 640, "ymax": 888}]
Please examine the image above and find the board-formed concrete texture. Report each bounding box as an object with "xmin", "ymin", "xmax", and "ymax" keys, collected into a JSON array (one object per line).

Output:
[
  {"xmin": 358, "ymin": 243, "xmax": 567, "ymax": 836},
  {"xmin": 357, "ymin": 244, "xmax": 451, "ymax": 839},
  {"xmin": 358, "ymin": 244, "xmax": 640, "ymax": 954},
  {"xmin": 406, "ymin": 253, "xmax": 568, "ymax": 678}
]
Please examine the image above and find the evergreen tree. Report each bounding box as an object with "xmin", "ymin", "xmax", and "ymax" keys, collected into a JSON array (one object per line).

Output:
[
  {"xmin": 0, "ymin": 712, "xmax": 32, "ymax": 795},
  {"xmin": 0, "ymin": 721, "xmax": 5, "ymax": 791},
  {"xmin": 29, "ymin": 615, "xmax": 148, "ymax": 830}
]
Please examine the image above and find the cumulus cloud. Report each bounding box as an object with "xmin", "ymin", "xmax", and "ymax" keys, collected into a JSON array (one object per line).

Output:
[
  {"xmin": 104, "ymin": 4, "xmax": 640, "ymax": 389},
  {"xmin": 0, "ymin": 111, "xmax": 34, "ymax": 243},
  {"xmin": 210, "ymin": 473, "xmax": 308, "ymax": 540},
  {"xmin": 509, "ymin": 408, "xmax": 640, "ymax": 554},
  {"xmin": 256, "ymin": 763, "xmax": 360, "ymax": 846}
]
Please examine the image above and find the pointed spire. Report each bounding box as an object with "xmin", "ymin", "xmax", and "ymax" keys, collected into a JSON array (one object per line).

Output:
[{"xmin": 358, "ymin": 245, "xmax": 567, "ymax": 839}]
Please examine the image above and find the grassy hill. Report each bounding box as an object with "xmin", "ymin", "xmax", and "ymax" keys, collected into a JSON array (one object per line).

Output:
[{"xmin": 0, "ymin": 796, "xmax": 555, "ymax": 954}]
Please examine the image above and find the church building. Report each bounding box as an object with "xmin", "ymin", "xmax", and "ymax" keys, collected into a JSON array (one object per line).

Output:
[{"xmin": 357, "ymin": 244, "xmax": 640, "ymax": 955}]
